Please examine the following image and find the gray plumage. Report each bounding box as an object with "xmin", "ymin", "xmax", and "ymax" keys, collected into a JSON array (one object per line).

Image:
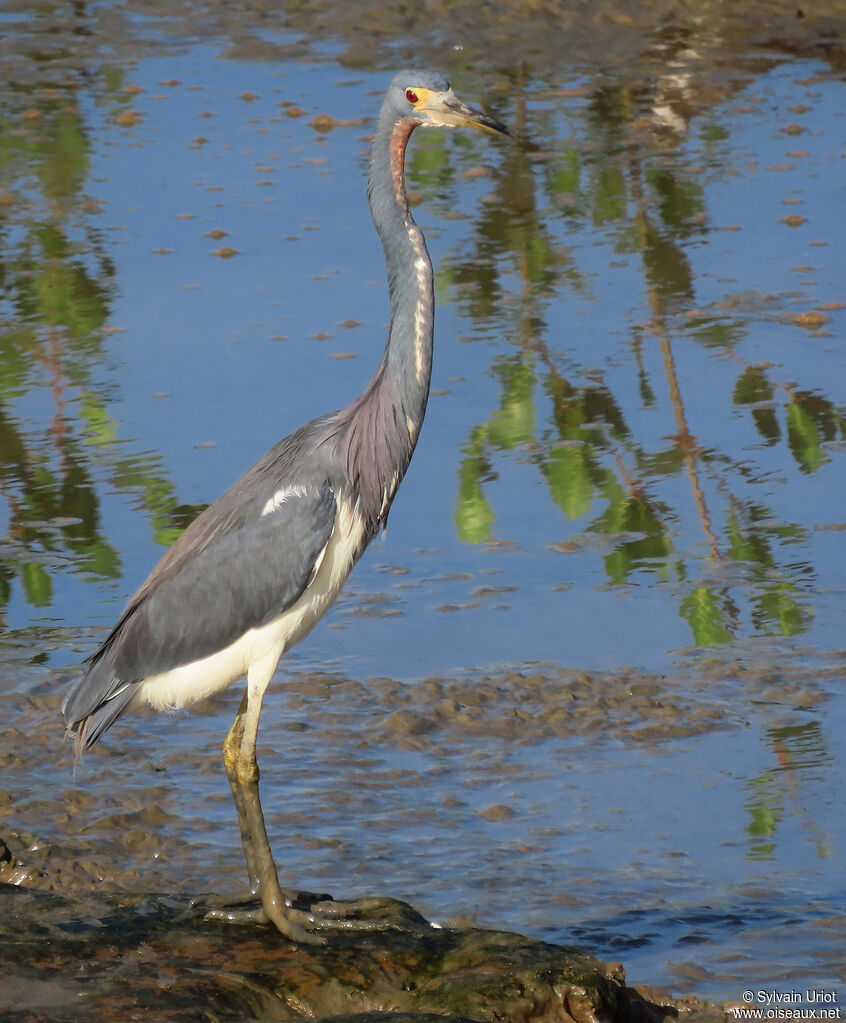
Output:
[
  {"xmin": 64, "ymin": 423, "xmax": 342, "ymax": 748},
  {"xmin": 62, "ymin": 70, "xmax": 510, "ymax": 941}
]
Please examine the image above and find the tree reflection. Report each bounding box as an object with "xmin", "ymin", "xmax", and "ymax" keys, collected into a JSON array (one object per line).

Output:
[
  {"xmin": 2, "ymin": 40, "xmax": 844, "ymax": 654},
  {"xmin": 0, "ymin": 55, "xmax": 193, "ymax": 621},
  {"xmin": 744, "ymin": 719, "xmax": 832, "ymax": 861},
  {"xmin": 435, "ymin": 70, "xmax": 840, "ymax": 647}
]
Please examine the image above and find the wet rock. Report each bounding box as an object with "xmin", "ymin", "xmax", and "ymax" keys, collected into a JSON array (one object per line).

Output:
[{"xmin": 0, "ymin": 881, "xmax": 723, "ymax": 1023}]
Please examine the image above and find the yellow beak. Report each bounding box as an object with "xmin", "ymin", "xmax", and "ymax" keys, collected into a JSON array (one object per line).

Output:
[{"xmin": 416, "ymin": 89, "xmax": 511, "ymax": 137}]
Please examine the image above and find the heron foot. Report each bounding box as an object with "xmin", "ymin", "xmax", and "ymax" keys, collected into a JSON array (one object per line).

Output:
[
  {"xmin": 195, "ymin": 890, "xmax": 399, "ymax": 940},
  {"xmin": 192, "ymin": 888, "xmax": 327, "ymax": 944},
  {"xmin": 205, "ymin": 899, "xmax": 325, "ymax": 944}
]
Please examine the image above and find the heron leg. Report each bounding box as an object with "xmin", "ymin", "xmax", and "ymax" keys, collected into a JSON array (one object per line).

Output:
[
  {"xmin": 201, "ymin": 660, "xmax": 395, "ymax": 940},
  {"xmin": 221, "ymin": 691, "xmax": 302, "ymax": 900},
  {"xmin": 193, "ymin": 695, "xmax": 266, "ymax": 911},
  {"xmin": 219, "ymin": 692, "xmax": 261, "ymax": 894},
  {"xmin": 205, "ymin": 658, "xmax": 326, "ymax": 944}
]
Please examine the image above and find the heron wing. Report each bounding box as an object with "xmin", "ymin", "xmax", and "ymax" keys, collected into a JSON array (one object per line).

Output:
[
  {"xmin": 64, "ymin": 480, "xmax": 336, "ymax": 730},
  {"xmin": 132, "ymin": 419, "xmax": 336, "ymax": 597}
]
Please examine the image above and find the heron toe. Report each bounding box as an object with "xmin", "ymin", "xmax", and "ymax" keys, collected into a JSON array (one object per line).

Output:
[
  {"xmin": 200, "ymin": 890, "xmax": 399, "ymax": 940},
  {"xmin": 203, "ymin": 899, "xmax": 327, "ymax": 945}
]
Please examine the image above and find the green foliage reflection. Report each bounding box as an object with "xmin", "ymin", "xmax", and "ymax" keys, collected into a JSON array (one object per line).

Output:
[
  {"xmin": 434, "ymin": 73, "xmax": 837, "ymax": 648},
  {"xmin": 0, "ymin": 64, "xmax": 189, "ymax": 618},
  {"xmin": 743, "ymin": 721, "xmax": 831, "ymax": 861}
]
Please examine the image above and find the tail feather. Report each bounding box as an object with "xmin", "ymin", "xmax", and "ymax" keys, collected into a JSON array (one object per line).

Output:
[
  {"xmin": 67, "ymin": 682, "xmax": 137, "ymax": 757},
  {"xmin": 64, "ymin": 653, "xmax": 138, "ymax": 757}
]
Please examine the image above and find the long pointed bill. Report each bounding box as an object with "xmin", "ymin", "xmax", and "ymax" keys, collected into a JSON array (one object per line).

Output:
[{"xmin": 418, "ymin": 90, "xmax": 512, "ymax": 137}]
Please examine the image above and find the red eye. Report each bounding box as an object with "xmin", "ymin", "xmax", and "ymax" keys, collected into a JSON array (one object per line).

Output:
[{"xmin": 405, "ymin": 89, "xmax": 419, "ymax": 104}]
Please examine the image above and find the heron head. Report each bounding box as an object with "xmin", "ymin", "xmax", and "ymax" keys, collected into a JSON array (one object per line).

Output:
[{"xmin": 388, "ymin": 70, "xmax": 511, "ymax": 138}]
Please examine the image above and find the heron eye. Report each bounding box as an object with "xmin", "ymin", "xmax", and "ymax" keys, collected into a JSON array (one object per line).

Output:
[{"xmin": 405, "ymin": 89, "xmax": 419, "ymax": 104}]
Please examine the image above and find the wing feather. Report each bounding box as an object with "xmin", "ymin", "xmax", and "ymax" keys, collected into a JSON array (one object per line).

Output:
[{"xmin": 63, "ymin": 480, "xmax": 336, "ymax": 732}]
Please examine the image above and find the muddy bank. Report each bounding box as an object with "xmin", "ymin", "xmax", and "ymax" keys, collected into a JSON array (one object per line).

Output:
[
  {"xmin": 3, "ymin": 0, "xmax": 846, "ymax": 80},
  {"xmin": 3, "ymin": 651, "xmax": 843, "ymax": 1009},
  {"xmin": 0, "ymin": 878, "xmax": 725, "ymax": 1023}
]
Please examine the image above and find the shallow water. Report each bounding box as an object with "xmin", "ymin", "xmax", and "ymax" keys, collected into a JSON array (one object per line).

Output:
[{"xmin": 1, "ymin": 1, "xmax": 845, "ymax": 1011}]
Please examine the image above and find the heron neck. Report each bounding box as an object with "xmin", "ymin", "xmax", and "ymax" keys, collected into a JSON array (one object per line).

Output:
[
  {"xmin": 367, "ymin": 114, "xmax": 435, "ymax": 417},
  {"xmin": 336, "ymin": 113, "xmax": 434, "ymax": 531}
]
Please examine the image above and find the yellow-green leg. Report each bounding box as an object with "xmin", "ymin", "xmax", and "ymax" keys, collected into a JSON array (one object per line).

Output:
[{"xmin": 206, "ymin": 662, "xmax": 324, "ymax": 944}]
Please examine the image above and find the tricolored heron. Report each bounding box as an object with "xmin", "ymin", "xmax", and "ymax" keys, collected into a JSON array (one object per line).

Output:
[{"xmin": 63, "ymin": 70, "xmax": 510, "ymax": 942}]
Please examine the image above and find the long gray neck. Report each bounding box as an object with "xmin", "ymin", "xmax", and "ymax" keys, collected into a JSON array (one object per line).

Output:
[
  {"xmin": 368, "ymin": 112, "xmax": 435, "ymax": 406},
  {"xmin": 338, "ymin": 110, "xmax": 435, "ymax": 530}
]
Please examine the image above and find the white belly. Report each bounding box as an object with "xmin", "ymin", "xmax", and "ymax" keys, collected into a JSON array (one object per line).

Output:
[{"xmin": 136, "ymin": 499, "xmax": 368, "ymax": 712}]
